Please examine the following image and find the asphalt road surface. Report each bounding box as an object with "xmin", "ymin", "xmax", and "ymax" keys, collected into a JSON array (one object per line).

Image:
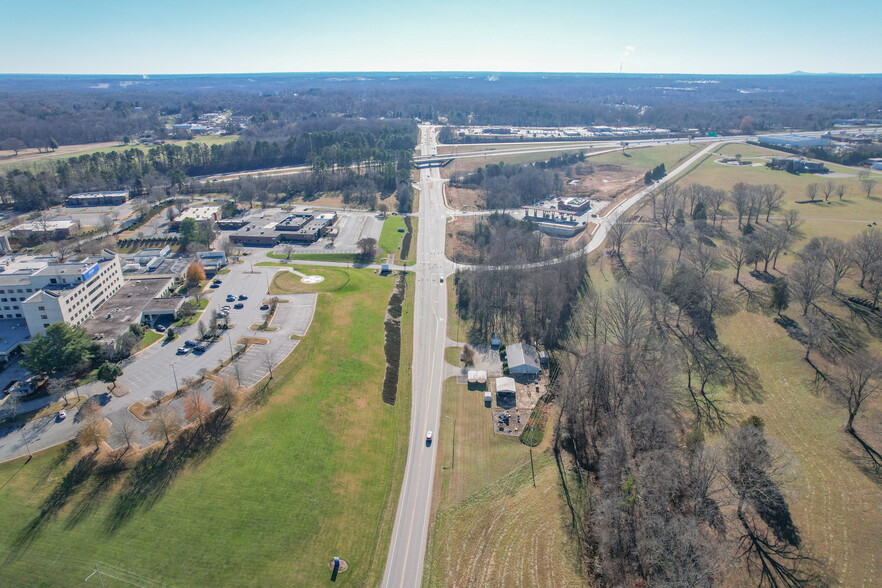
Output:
[{"xmin": 382, "ymin": 125, "xmax": 456, "ymax": 587}]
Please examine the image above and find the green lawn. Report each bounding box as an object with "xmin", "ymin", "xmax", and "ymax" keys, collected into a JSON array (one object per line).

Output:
[
  {"xmin": 590, "ymin": 142, "xmax": 701, "ymax": 171},
  {"xmin": 136, "ymin": 330, "xmax": 163, "ymax": 352},
  {"xmin": 378, "ymin": 215, "xmax": 407, "ymax": 256},
  {"xmin": 0, "ymin": 268, "xmax": 412, "ymax": 587},
  {"xmin": 268, "ymin": 267, "xmax": 352, "ymax": 294}
]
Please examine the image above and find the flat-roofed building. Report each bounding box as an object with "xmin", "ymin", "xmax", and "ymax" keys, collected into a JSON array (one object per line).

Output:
[
  {"xmin": 10, "ymin": 219, "xmax": 81, "ymax": 242},
  {"xmin": 66, "ymin": 191, "xmax": 129, "ymax": 207},
  {"xmin": 0, "ymin": 251, "xmax": 126, "ymax": 337},
  {"xmin": 170, "ymin": 206, "xmax": 220, "ymax": 229}
]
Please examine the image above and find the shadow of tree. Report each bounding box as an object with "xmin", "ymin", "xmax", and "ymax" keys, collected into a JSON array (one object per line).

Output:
[
  {"xmin": 103, "ymin": 411, "xmax": 231, "ymax": 534},
  {"xmin": 8, "ymin": 452, "xmax": 98, "ymax": 558},
  {"xmin": 841, "ymin": 298, "xmax": 882, "ymax": 340},
  {"xmin": 64, "ymin": 450, "xmax": 131, "ymax": 530}
]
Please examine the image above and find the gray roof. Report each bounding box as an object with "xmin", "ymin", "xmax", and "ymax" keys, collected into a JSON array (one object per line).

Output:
[{"xmin": 506, "ymin": 342, "xmax": 540, "ymax": 371}]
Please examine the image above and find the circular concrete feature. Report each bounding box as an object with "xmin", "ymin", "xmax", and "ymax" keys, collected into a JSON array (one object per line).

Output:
[{"xmin": 301, "ymin": 275, "xmax": 324, "ymax": 284}]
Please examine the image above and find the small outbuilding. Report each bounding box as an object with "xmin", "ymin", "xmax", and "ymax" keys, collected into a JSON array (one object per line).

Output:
[
  {"xmin": 506, "ymin": 342, "xmax": 541, "ymax": 375},
  {"xmin": 495, "ymin": 376, "xmax": 516, "ymax": 407}
]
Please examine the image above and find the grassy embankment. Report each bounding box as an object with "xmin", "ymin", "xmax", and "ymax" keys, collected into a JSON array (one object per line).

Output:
[{"xmin": 0, "ymin": 268, "xmax": 413, "ymax": 587}]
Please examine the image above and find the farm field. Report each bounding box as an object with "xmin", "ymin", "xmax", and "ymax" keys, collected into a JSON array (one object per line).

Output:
[
  {"xmin": 0, "ymin": 268, "xmax": 413, "ymax": 587},
  {"xmin": 589, "ymin": 142, "xmax": 701, "ymax": 171}
]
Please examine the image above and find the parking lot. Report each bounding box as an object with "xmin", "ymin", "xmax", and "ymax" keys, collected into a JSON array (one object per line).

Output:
[{"xmin": 118, "ymin": 262, "xmax": 316, "ymax": 399}]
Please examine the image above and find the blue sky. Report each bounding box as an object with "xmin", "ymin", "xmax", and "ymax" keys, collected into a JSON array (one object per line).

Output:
[{"xmin": 1, "ymin": 0, "xmax": 879, "ymax": 74}]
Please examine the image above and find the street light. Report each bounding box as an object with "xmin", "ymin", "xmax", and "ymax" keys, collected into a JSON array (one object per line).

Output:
[{"xmin": 171, "ymin": 363, "xmax": 180, "ymax": 395}]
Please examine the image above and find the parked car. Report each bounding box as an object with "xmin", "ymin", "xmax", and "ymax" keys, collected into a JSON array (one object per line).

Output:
[
  {"xmin": 226, "ymin": 295, "xmax": 236, "ymax": 302},
  {"xmin": 56, "ymin": 410, "xmax": 67, "ymax": 421},
  {"xmin": 233, "ymin": 303, "xmax": 244, "ymax": 309},
  {"xmin": 184, "ymin": 340, "xmax": 197, "ymax": 347},
  {"xmin": 238, "ymin": 294, "xmax": 248, "ymax": 300},
  {"xmin": 176, "ymin": 347, "xmax": 189, "ymax": 355},
  {"xmin": 260, "ymin": 304, "xmax": 270, "ymax": 310},
  {"xmin": 154, "ymin": 325, "xmax": 166, "ymax": 332},
  {"xmin": 213, "ymin": 279, "xmax": 222, "ymax": 285},
  {"xmin": 210, "ymin": 283, "xmax": 221, "ymax": 289},
  {"xmin": 194, "ymin": 344, "xmax": 208, "ymax": 353}
]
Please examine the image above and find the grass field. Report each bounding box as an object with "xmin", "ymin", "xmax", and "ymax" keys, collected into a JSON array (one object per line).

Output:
[
  {"xmin": 0, "ymin": 268, "xmax": 413, "ymax": 587},
  {"xmin": 674, "ymin": 142, "xmax": 882, "ymax": 226},
  {"xmin": 589, "ymin": 142, "xmax": 701, "ymax": 171},
  {"xmin": 268, "ymin": 266, "xmax": 352, "ymax": 294},
  {"xmin": 423, "ymin": 379, "xmax": 584, "ymax": 587},
  {"xmin": 378, "ymin": 215, "xmax": 407, "ymax": 257}
]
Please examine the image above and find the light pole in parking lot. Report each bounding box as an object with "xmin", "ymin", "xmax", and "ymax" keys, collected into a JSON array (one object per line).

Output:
[{"xmin": 171, "ymin": 364, "xmax": 180, "ymax": 395}]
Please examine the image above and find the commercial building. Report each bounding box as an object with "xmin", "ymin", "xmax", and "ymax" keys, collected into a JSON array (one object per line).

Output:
[
  {"xmin": 66, "ymin": 191, "xmax": 129, "ymax": 207},
  {"xmin": 228, "ymin": 211, "xmax": 337, "ymax": 247},
  {"xmin": 81, "ymin": 276, "xmax": 181, "ymax": 341},
  {"xmin": 506, "ymin": 342, "xmax": 541, "ymax": 375},
  {"xmin": 757, "ymin": 134, "xmax": 832, "ymax": 149},
  {"xmin": 0, "ymin": 250, "xmax": 124, "ymax": 338},
  {"xmin": 767, "ymin": 157, "xmax": 829, "ymax": 174},
  {"xmin": 170, "ymin": 206, "xmax": 221, "ymax": 230},
  {"xmin": 195, "ymin": 251, "xmax": 228, "ymax": 273},
  {"xmin": 10, "ymin": 219, "xmax": 81, "ymax": 242}
]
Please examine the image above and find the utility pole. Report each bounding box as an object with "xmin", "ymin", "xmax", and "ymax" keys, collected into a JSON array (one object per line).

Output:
[
  {"xmin": 529, "ymin": 446, "xmax": 536, "ymax": 488},
  {"xmin": 20, "ymin": 427, "xmax": 32, "ymax": 460}
]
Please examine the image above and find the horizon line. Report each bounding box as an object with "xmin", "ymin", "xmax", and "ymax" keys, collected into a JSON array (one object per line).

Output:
[{"xmin": 2, "ymin": 70, "xmax": 881, "ymax": 77}]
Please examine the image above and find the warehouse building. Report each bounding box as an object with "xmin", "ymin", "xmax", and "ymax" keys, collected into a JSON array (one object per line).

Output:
[
  {"xmin": 757, "ymin": 134, "xmax": 831, "ymax": 149},
  {"xmin": 66, "ymin": 190, "xmax": 129, "ymax": 207}
]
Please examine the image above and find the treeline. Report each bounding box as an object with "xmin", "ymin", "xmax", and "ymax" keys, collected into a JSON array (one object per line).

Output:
[
  {"xmin": 4, "ymin": 73, "xmax": 881, "ymax": 149},
  {"xmin": 751, "ymin": 141, "xmax": 882, "ymax": 167},
  {"xmin": 1, "ymin": 119, "xmax": 416, "ymax": 211},
  {"xmin": 454, "ymin": 257, "xmax": 588, "ymax": 348},
  {"xmin": 451, "ymin": 213, "xmax": 563, "ymax": 264},
  {"xmin": 452, "ymin": 161, "xmax": 563, "ymax": 209}
]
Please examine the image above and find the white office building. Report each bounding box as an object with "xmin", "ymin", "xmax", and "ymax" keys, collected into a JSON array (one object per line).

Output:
[{"xmin": 0, "ymin": 250, "xmax": 124, "ymax": 337}]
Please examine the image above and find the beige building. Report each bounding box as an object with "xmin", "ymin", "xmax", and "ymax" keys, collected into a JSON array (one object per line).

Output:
[{"xmin": 0, "ymin": 251, "xmax": 124, "ymax": 337}]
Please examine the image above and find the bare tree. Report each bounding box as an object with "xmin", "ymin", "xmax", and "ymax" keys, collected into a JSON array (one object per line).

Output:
[
  {"xmin": 262, "ymin": 349, "xmax": 279, "ymax": 380},
  {"xmin": 788, "ymin": 258, "xmax": 830, "ymax": 315},
  {"xmin": 761, "ymin": 184, "xmax": 785, "ymax": 222},
  {"xmin": 724, "ymin": 422, "xmax": 813, "ymax": 587},
  {"xmin": 849, "ymin": 227, "xmax": 882, "ymax": 289},
  {"xmin": 828, "ymin": 352, "xmax": 882, "ymax": 467},
  {"xmin": 99, "ymin": 214, "xmax": 115, "ymax": 237},
  {"xmin": 860, "ymin": 178, "xmax": 878, "ymax": 199},
  {"xmin": 213, "ymin": 376, "xmax": 240, "ymax": 415},
  {"xmin": 685, "ymin": 241, "xmax": 720, "ymax": 278},
  {"xmin": 183, "ymin": 389, "xmax": 211, "ymax": 427},
  {"xmin": 78, "ymin": 412, "xmax": 108, "ymax": 451},
  {"xmin": 835, "ymin": 183, "xmax": 848, "ymax": 201},
  {"xmin": 821, "ymin": 181, "xmax": 835, "ymax": 202},
  {"xmin": 805, "ymin": 183, "xmax": 820, "ymax": 202},
  {"xmin": 606, "ymin": 221, "xmax": 632, "ymax": 262},
  {"xmin": 150, "ymin": 389, "xmax": 166, "ymax": 407},
  {"xmin": 803, "ymin": 311, "xmax": 832, "ymax": 362},
  {"xmin": 146, "ymin": 405, "xmax": 182, "ymax": 445},
  {"xmin": 804, "ymin": 236, "xmax": 852, "ymax": 294},
  {"xmin": 778, "ymin": 210, "xmax": 803, "ymax": 241},
  {"xmin": 722, "ymin": 239, "xmax": 749, "ymax": 284},
  {"xmin": 357, "ymin": 237, "xmax": 377, "ymax": 261},
  {"xmin": 730, "ymin": 184, "xmax": 751, "ymax": 228},
  {"xmin": 112, "ymin": 414, "xmax": 140, "ymax": 450}
]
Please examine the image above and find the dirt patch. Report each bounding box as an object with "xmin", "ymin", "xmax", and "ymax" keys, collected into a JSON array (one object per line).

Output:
[
  {"xmin": 237, "ymin": 337, "xmax": 269, "ymax": 346},
  {"xmin": 447, "ymin": 185, "xmax": 485, "ymax": 210},
  {"xmin": 128, "ymin": 401, "xmax": 150, "ymax": 421}
]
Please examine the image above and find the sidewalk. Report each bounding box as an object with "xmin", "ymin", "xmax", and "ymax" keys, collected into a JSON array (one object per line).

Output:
[{"xmin": 1, "ymin": 381, "xmax": 108, "ymax": 418}]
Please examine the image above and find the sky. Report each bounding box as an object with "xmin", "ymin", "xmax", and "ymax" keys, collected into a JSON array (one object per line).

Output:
[{"xmin": 1, "ymin": 0, "xmax": 880, "ymax": 75}]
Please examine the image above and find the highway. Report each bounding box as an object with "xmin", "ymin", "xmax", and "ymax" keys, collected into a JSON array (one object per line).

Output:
[{"xmin": 382, "ymin": 125, "xmax": 455, "ymax": 587}]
